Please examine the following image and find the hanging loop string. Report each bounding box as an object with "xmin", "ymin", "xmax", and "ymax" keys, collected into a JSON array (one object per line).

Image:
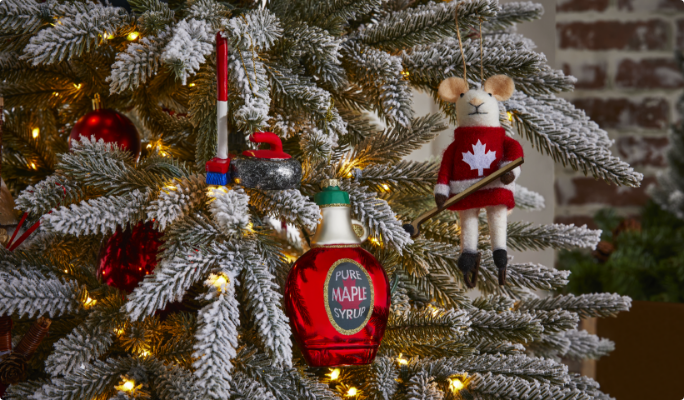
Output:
[
  {"xmin": 478, "ymin": 17, "xmax": 485, "ymax": 83},
  {"xmin": 454, "ymin": 3, "xmax": 468, "ymax": 90}
]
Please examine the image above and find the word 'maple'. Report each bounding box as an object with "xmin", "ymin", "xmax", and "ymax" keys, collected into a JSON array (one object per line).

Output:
[{"xmin": 332, "ymin": 269, "xmax": 368, "ymax": 320}]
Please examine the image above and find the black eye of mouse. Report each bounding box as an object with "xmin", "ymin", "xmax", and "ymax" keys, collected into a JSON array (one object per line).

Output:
[
  {"xmin": 460, "ymin": 93, "xmax": 464, "ymax": 98},
  {"xmin": 488, "ymin": 93, "xmax": 492, "ymax": 97}
]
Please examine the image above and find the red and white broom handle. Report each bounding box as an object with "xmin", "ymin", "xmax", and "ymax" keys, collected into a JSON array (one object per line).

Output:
[{"xmin": 216, "ymin": 32, "xmax": 229, "ymax": 160}]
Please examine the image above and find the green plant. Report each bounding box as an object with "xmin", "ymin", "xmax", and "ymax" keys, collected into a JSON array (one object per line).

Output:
[{"xmin": 559, "ymin": 202, "xmax": 684, "ymax": 303}]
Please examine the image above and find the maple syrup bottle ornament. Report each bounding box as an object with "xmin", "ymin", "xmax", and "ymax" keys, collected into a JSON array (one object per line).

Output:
[{"xmin": 284, "ymin": 180, "xmax": 390, "ymax": 367}]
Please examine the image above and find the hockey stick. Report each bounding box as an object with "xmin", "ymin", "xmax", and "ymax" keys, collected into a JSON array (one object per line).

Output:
[{"xmin": 403, "ymin": 157, "xmax": 524, "ymax": 238}]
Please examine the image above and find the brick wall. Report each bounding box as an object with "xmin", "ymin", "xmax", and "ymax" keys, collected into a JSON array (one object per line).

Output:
[{"xmin": 555, "ymin": 0, "xmax": 684, "ymax": 228}]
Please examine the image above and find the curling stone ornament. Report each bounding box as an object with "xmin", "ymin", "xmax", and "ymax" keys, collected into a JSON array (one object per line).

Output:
[
  {"xmin": 231, "ymin": 132, "xmax": 302, "ymax": 190},
  {"xmin": 284, "ymin": 180, "xmax": 390, "ymax": 367}
]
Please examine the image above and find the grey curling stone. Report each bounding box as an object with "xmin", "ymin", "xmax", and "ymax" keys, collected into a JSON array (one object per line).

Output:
[{"xmin": 230, "ymin": 157, "xmax": 302, "ymax": 190}]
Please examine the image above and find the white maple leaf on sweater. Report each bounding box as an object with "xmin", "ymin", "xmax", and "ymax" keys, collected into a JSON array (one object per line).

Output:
[{"xmin": 462, "ymin": 140, "xmax": 497, "ymax": 176}]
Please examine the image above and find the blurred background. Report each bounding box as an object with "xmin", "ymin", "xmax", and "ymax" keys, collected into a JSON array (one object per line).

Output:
[{"xmin": 406, "ymin": 0, "xmax": 684, "ymax": 399}]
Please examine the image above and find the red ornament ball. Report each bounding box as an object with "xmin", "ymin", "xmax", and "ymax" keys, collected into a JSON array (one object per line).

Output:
[
  {"xmin": 98, "ymin": 221, "xmax": 163, "ymax": 293},
  {"xmin": 70, "ymin": 109, "xmax": 141, "ymax": 159}
]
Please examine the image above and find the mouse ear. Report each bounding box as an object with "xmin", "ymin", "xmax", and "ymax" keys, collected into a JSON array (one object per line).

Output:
[
  {"xmin": 438, "ymin": 77, "xmax": 468, "ymax": 103},
  {"xmin": 483, "ymin": 75, "xmax": 515, "ymax": 101}
]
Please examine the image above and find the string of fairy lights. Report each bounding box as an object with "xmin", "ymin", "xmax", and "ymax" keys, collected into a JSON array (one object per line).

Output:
[{"xmin": 324, "ymin": 356, "xmax": 469, "ymax": 399}]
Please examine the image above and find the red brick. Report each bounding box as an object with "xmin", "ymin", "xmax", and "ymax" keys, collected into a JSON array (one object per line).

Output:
[
  {"xmin": 617, "ymin": 136, "xmax": 669, "ymax": 167},
  {"xmin": 558, "ymin": 0, "xmax": 609, "ymax": 12},
  {"xmin": 555, "ymin": 176, "xmax": 656, "ymax": 207},
  {"xmin": 558, "ymin": 20, "xmax": 669, "ymax": 51},
  {"xmin": 618, "ymin": 0, "xmax": 684, "ymax": 11},
  {"xmin": 571, "ymin": 98, "xmax": 669, "ymax": 130},
  {"xmin": 554, "ymin": 215, "xmax": 599, "ymax": 230},
  {"xmin": 616, "ymin": 59, "xmax": 684, "ymax": 89},
  {"xmin": 562, "ymin": 62, "xmax": 607, "ymax": 89}
]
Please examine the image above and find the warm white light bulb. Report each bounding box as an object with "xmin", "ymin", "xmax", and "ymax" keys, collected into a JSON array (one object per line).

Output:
[
  {"xmin": 328, "ymin": 368, "xmax": 340, "ymax": 381},
  {"xmin": 449, "ymin": 377, "xmax": 464, "ymax": 392},
  {"xmin": 122, "ymin": 380, "xmax": 135, "ymax": 391}
]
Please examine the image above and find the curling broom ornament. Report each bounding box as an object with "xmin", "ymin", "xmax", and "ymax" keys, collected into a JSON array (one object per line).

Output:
[{"xmin": 205, "ymin": 31, "xmax": 231, "ymax": 185}]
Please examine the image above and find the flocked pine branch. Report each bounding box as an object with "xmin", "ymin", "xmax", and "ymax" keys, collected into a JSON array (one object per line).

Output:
[
  {"xmin": 208, "ymin": 187, "xmax": 251, "ymax": 236},
  {"xmin": 247, "ymin": 188, "xmax": 320, "ymax": 230},
  {"xmin": 108, "ymin": 28, "xmax": 172, "ymax": 94},
  {"xmin": 133, "ymin": 0, "xmax": 176, "ymax": 34},
  {"xmin": 504, "ymin": 222, "xmax": 601, "ymax": 252},
  {"xmin": 342, "ymin": 180, "xmax": 412, "ymax": 251},
  {"xmin": 406, "ymin": 370, "xmax": 442, "ymax": 400},
  {"xmin": 42, "ymin": 189, "xmax": 149, "ymax": 236},
  {"xmin": 186, "ymin": 0, "xmax": 231, "ymax": 29},
  {"xmin": 224, "ymin": 9, "xmax": 281, "ymax": 134},
  {"xmin": 563, "ymin": 329, "xmax": 615, "ymax": 361},
  {"xmin": 0, "ymin": 269, "xmax": 85, "ymax": 318},
  {"xmin": 342, "ymin": 42, "xmax": 413, "ymax": 127},
  {"xmin": 241, "ymin": 256, "xmax": 293, "ymax": 367},
  {"xmin": 508, "ymin": 92, "xmax": 641, "ymax": 187},
  {"xmin": 482, "ymin": 1, "xmax": 544, "ymax": 32},
  {"xmin": 161, "ymin": 19, "xmax": 215, "ymax": 85},
  {"xmin": 514, "ymin": 185, "xmax": 546, "ymax": 211},
  {"xmin": 468, "ymin": 372, "xmax": 586, "ymax": 400},
  {"xmin": 193, "ymin": 276, "xmax": 240, "ymax": 400},
  {"xmin": 125, "ymin": 241, "xmax": 251, "ymax": 321},
  {"xmin": 147, "ymin": 174, "xmax": 208, "ymax": 230},
  {"xmin": 403, "ymin": 35, "xmax": 575, "ymax": 97},
  {"xmin": 15, "ymin": 174, "xmax": 86, "ymax": 216},
  {"xmin": 384, "ymin": 307, "xmax": 469, "ymax": 348},
  {"xmin": 365, "ymin": 356, "xmax": 399, "ymax": 400},
  {"xmin": 45, "ymin": 323, "xmax": 116, "ymax": 376},
  {"xmin": 23, "ymin": 2, "xmax": 131, "ymax": 65},
  {"xmin": 0, "ymin": 0, "xmax": 59, "ymax": 52},
  {"xmin": 45, "ymin": 294, "xmax": 127, "ymax": 376},
  {"xmin": 32, "ymin": 357, "xmax": 138, "ymax": 400},
  {"xmin": 231, "ymin": 373, "xmax": 277, "ymax": 400},
  {"xmin": 516, "ymin": 293, "xmax": 632, "ymax": 319},
  {"xmin": 58, "ymin": 137, "xmax": 180, "ymax": 195},
  {"xmin": 283, "ymin": 23, "xmax": 346, "ymax": 89},
  {"xmin": 362, "ymin": 0, "xmax": 498, "ymax": 52}
]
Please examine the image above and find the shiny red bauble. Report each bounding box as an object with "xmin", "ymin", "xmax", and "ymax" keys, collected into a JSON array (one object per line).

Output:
[
  {"xmin": 284, "ymin": 245, "xmax": 390, "ymax": 367},
  {"xmin": 98, "ymin": 221, "xmax": 163, "ymax": 293},
  {"xmin": 69, "ymin": 109, "xmax": 141, "ymax": 159}
]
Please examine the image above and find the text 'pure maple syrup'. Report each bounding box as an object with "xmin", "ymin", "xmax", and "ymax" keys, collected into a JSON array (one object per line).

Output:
[{"xmin": 284, "ymin": 179, "xmax": 390, "ymax": 367}]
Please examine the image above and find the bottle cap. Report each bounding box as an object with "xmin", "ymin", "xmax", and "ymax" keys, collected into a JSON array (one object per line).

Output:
[
  {"xmin": 314, "ymin": 179, "xmax": 349, "ymax": 206},
  {"xmin": 320, "ymin": 179, "xmax": 339, "ymax": 189}
]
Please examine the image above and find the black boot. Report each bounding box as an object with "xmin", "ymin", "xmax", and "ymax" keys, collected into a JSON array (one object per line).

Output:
[
  {"xmin": 493, "ymin": 249, "xmax": 508, "ymax": 286},
  {"xmin": 458, "ymin": 251, "xmax": 481, "ymax": 288}
]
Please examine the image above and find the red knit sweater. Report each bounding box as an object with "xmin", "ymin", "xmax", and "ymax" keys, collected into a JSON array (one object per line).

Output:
[{"xmin": 435, "ymin": 126, "xmax": 524, "ymax": 211}]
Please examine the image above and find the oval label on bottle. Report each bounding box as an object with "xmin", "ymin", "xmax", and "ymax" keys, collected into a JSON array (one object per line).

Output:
[{"xmin": 323, "ymin": 258, "xmax": 375, "ymax": 335}]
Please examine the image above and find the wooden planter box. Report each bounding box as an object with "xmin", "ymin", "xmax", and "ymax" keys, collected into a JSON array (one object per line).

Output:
[{"xmin": 595, "ymin": 301, "xmax": 684, "ymax": 400}]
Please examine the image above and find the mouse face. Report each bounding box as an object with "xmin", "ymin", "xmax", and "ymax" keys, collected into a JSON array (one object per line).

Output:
[
  {"xmin": 438, "ymin": 75, "xmax": 515, "ymax": 128},
  {"xmin": 456, "ymin": 88, "xmax": 501, "ymax": 127}
]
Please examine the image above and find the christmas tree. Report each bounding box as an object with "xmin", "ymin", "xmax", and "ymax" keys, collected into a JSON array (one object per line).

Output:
[{"xmin": 0, "ymin": 0, "xmax": 642, "ymax": 399}]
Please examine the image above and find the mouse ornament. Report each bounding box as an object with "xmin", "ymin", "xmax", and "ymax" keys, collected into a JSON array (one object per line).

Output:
[{"xmin": 435, "ymin": 75, "xmax": 523, "ymax": 288}]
